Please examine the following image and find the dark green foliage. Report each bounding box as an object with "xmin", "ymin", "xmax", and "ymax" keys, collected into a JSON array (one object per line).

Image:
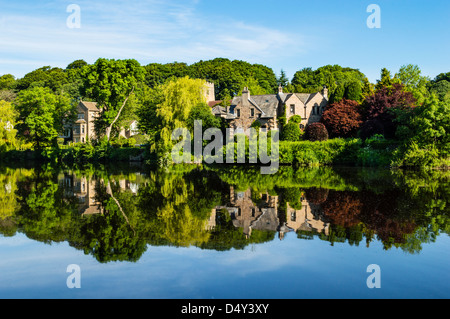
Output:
[
  {"xmin": 291, "ymin": 65, "xmax": 369, "ymax": 101},
  {"xmin": 345, "ymin": 81, "xmax": 362, "ymax": 101}
]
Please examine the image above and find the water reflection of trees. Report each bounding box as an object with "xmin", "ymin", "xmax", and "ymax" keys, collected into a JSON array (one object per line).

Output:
[{"xmin": 0, "ymin": 165, "xmax": 448, "ymax": 262}]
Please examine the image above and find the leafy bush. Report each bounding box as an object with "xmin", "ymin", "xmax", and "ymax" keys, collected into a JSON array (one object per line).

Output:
[
  {"xmin": 289, "ymin": 115, "xmax": 302, "ymax": 124},
  {"xmin": 305, "ymin": 123, "xmax": 328, "ymax": 141},
  {"xmin": 282, "ymin": 122, "xmax": 302, "ymax": 141},
  {"xmin": 279, "ymin": 139, "xmax": 362, "ymax": 166}
]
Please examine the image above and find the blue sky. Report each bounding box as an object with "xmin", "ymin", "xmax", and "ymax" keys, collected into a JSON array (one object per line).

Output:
[{"xmin": 0, "ymin": 0, "xmax": 449, "ymax": 83}]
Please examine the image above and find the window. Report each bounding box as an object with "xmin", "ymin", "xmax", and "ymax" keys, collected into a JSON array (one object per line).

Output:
[
  {"xmin": 236, "ymin": 109, "xmax": 240, "ymax": 118},
  {"xmin": 251, "ymin": 208, "xmax": 255, "ymax": 217},
  {"xmin": 81, "ymin": 125, "xmax": 85, "ymax": 134},
  {"xmin": 78, "ymin": 113, "xmax": 84, "ymax": 119},
  {"xmin": 238, "ymin": 208, "xmax": 241, "ymax": 217},
  {"xmin": 290, "ymin": 104, "xmax": 295, "ymax": 114},
  {"xmin": 304, "ymin": 106, "xmax": 307, "ymax": 119},
  {"xmin": 251, "ymin": 108, "xmax": 255, "ymax": 117},
  {"xmin": 291, "ymin": 212, "xmax": 296, "ymax": 222}
]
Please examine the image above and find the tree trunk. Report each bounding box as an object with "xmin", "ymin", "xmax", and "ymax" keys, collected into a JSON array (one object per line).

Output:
[
  {"xmin": 105, "ymin": 86, "xmax": 135, "ymax": 141},
  {"xmin": 106, "ymin": 181, "xmax": 136, "ymax": 236}
]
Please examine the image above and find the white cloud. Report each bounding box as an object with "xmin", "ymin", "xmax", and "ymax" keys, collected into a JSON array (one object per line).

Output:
[{"xmin": 0, "ymin": 0, "xmax": 307, "ymax": 77}]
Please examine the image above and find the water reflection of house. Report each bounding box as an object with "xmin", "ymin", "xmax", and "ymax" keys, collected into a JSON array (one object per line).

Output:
[
  {"xmin": 58, "ymin": 173, "xmax": 103, "ymax": 216},
  {"xmin": 286, "ymin": 199, "xmax": 329, "ymax": 236},
  {"xmin": 74, "ymin": 176, "xmax": 103, "ymax": 216},
  {"xmin": 209, "ymin": 187, "xmax": 280, "ymax": 239},
  {"xmin": 58, "ymin": 173, "xmax": 142, "ymax": 216},
  {"xmin": 208, "ymin": 187, "xmax": 329, "ymax": 239}
]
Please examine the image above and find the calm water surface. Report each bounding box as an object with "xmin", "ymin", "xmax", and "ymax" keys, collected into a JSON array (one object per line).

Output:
[{"xmin": 0, "ymin": 164, "xmax": 448, "ymax": 299}]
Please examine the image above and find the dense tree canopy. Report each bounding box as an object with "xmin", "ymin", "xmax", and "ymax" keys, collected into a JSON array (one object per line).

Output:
[
  {"xmin": 395, "ymin": 64, "xmax": 430, "ymax": 105},
  {"xmin": 321, "ymin": 99, "xmax": 363, "ymax": 138},
  {"xmin": 428, "ymin": 72, "xmax": 450, "ymax": 103},
  {"xmin": 81, "ymin": 58, "xmax": 145, "ymax": 140},
  {"xmin": 290, "ymin": 65, "xmax": 370, "ymax": 102},
  {"xmin": 0, "ymin": 101, "xmax": 18, "ymax": 151},
  {"xmin": 13, "ymin": 87, "xmax": 74, "ymax": 149},
  {"xmin": 361, "ymin": 83, "xmax": 417, "ymax": 139}
]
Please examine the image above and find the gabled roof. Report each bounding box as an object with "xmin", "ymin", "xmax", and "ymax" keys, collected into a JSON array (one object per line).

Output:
[
  {"xmin": 294, "ymin": 93, "xmax": 311, "ymax": 104},
  {"xmin": 211, "ymin": 105, "xmax": 227, "ymax": 116},
  {"xmin": 221, "ymin": 89, "xmax": 326, "ymax": 120},
  {"xmin": 249, "ymin": 95, "xmax": 279, "ymax": 118},
  {"xmin": 79, "ymin": 101, "xmax": 100, "ymax": 112}
]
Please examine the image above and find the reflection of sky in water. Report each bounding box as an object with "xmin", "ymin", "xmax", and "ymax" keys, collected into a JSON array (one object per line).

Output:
[{"xmin": 1, "ymin": 232, "xmax": 449, "ymax": 299}]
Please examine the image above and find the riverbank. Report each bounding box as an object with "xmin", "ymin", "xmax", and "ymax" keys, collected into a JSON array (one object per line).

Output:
[{"xmin": 0, "ymin": 137, "xmax": 448, "ymax": 169}]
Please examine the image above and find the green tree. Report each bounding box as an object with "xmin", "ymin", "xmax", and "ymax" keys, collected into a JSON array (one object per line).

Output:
[
  {"xmin": 277, "ymin": 69, "xmax": 289, "ymax": 88},
  {"xmin": 66, "ymin": 59, "xmax": 88, "ymax": 70},
  {"xmin": 428, "ymin": 72, "xmax": 450, "ymax": 103},
  {"xmin": 0, "ymin": 74, "xmax": 16, "ymax": 90},
  {"xmin": 291, "ymin": 65, "xmax": 369, "ymax": 101},
  {"xmin": 375, "ymin": 68, "xmax": 401, "ymax": 91},
  {"xmin": 395, "ymin": 64, "xmax": 430, "ymax": 105},
  {"xmin": 137, "ymin": 76, "xmax": 209, "ymax": 158},
  {"xmin": 345, "ymin": 81, "xmax": 362, "ymax": 102},
  {"xmin": 82, "ymin": 58, "xmax": 145, "ymax": 141},
  {"xmin": 13, "ymin": 87, "xmax": 74, "ymax": 149},
  {"xmin": 187, "ymin": 103, "xmax": 224, "ymax": 133},
  {"xmin": 393, "ymin": 94, "xmax": 450, "ymax": 167},
  {"xmin": 15, "ymin": 66, "xmax": 69, "ymax": 92},
  {"xmin": 0, "ymin": 101, "xmax": 18, "ymax": 151}
]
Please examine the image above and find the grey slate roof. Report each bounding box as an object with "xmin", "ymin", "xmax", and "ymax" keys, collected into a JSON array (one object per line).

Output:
[
  {"xmin": 295, "ymin": 93, "xmax": 311, "ymax": 104},
  {"xmin": 222, "ymin": 90, "xmax": 325, "ymax": 120}
]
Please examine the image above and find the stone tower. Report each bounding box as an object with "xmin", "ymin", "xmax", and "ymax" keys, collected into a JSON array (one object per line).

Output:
[{"xmin": 205, "ymin": 81, "xmax": 215, "ymax": 103}]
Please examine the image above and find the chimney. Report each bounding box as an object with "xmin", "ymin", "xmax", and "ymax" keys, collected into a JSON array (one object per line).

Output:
[
  {"xmin": 322, "ymin": 85, "xmax": 328, "ymax": 99},
  {"xmin": 278, "ymin": 84, "xmax": 283, "ymax": 94},
  {"xmin": 242, "ymin": 87, "xmax": 250, "ymax": 107}
]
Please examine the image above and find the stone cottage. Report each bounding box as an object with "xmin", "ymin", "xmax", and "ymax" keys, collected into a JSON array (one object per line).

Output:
[{"xmin": 211, "ymin": 85, "xmax": 329, "ymax": 136}]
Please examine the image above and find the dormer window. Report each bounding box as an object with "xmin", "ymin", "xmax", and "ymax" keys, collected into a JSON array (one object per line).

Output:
[{"xmin": 251, "ymin": 108, "xmax": 255, "ymax": 117}]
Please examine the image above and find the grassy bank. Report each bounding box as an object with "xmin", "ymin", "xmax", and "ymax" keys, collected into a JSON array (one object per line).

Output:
[{"xmin": 1, "ymin": 136, "xmax": 447, "ymax": 169}]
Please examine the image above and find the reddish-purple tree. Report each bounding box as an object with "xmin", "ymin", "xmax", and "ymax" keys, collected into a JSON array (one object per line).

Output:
[
  {"xmin": 321, "ymin": 98, "xmax": 363, "ymax": 138},
  {"xmin": 305, "ymin": 122, "xmax": 329, "ymax": 141},
  {"xmin": 362, "ymin": 83, "xmax": 416, "ymax": 139}
]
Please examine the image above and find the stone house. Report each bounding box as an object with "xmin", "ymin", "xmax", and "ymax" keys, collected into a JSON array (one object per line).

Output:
[
  {"xmin": 71, "ymin": 101, "xmax": 100, "ymax": 143},
  {"xmin": 211, "ymin": 85, "xmax": 328, "ymax": 136},
  {"xmin": 61, "ymin": 101, "xmax": 140, "ymax": 143},
  {"xmin": 207, "ymin": 186, "xmax": 330, "ymax": 240},
  {"xmin": 285, "ymin": 198, "xmax": 329, "ymax": 236}
]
